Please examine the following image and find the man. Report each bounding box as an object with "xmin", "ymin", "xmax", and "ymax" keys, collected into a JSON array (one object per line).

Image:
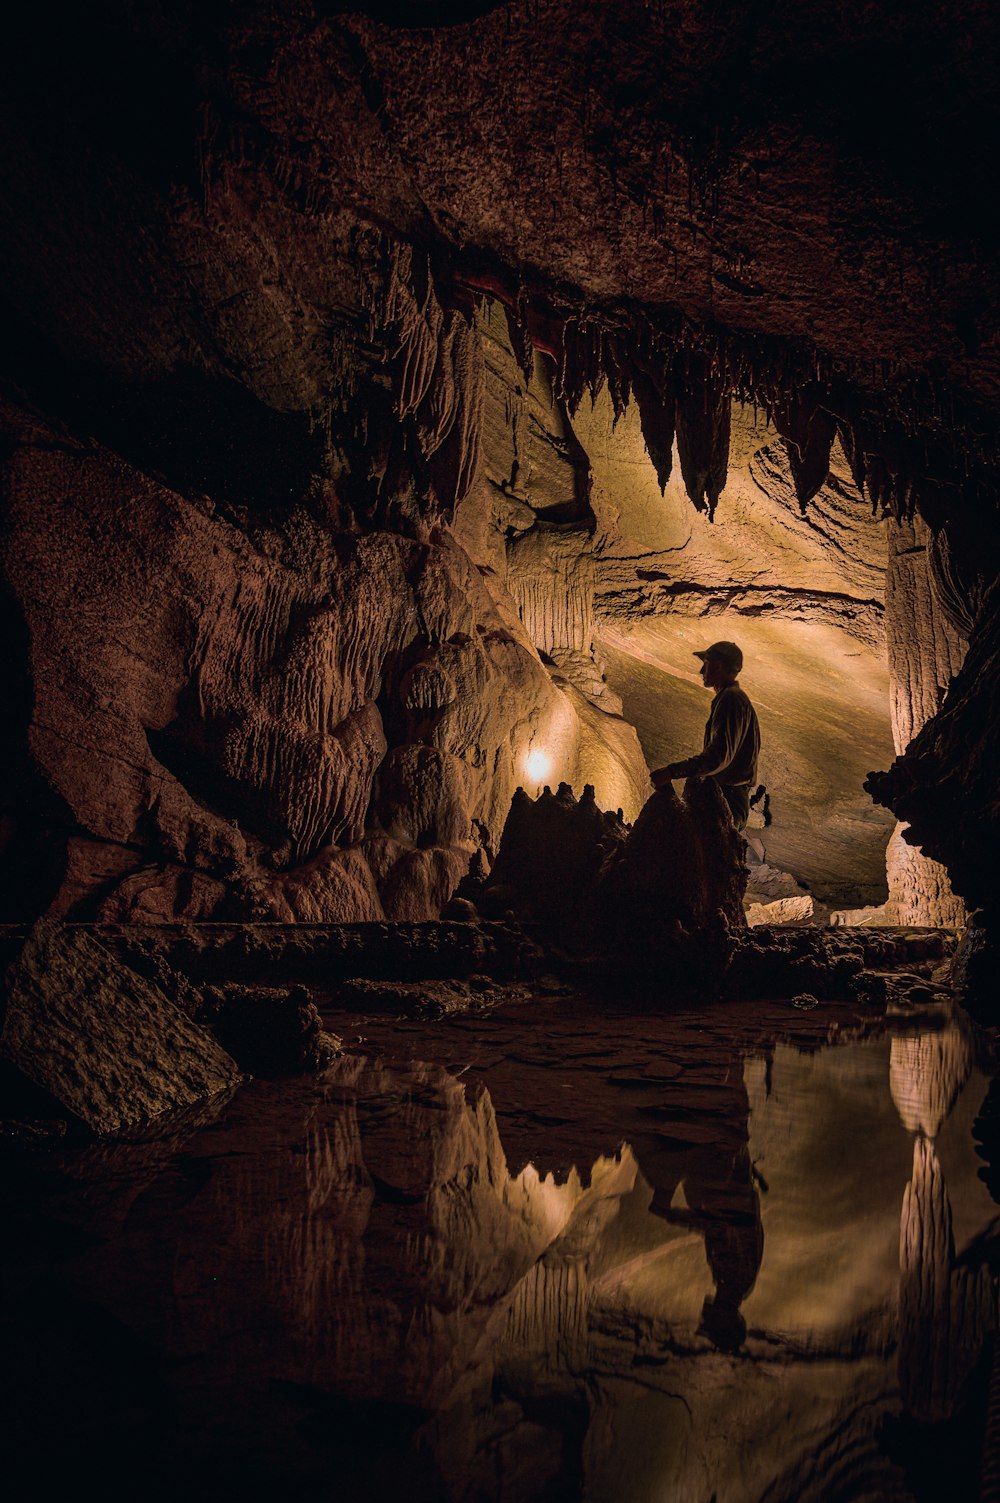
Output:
[{"xmin": 650, "ymin": 640, "xmax": 760, "ymax": 831}]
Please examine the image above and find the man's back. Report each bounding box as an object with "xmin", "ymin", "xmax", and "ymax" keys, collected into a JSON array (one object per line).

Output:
[{"xmin": 704, "ymin": 682, "xmax": 759, "ymax": 789}]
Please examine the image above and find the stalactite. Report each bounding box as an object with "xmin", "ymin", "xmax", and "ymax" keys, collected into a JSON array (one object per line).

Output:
[
  {"xmin": 837, "ymin": 420, "xmax": 868, "ymax": 496},
  {"xmin": 459, "ymin": 256, "xmax": 998, "ymax": 533},
  {"xmin": 503, "ymin": 302, "xmax": 533, "ymax": 385},
  {"xmin": 602, "ymin": 330, "xmax": 631, "ymax": 424},
  {"xmin": 629, "ymin": 344, "xmax": 674, "ymax": 494},
  {"xmin": 772, "ymin": 386, "xmax": 837, "ymax": 507},
  {"xmin": 558, "ymin": 320, "xmax": 592, "ymax": 415},
  {"xmin": 427, "ymin": 313, "xmax": 485, "ymax": 512},
  {"xmin": 371, "ymin": 239, "xmax": 488, "ymax": 514},
  {"xmin": 674, "ymin": 355, "xmax": 731, "ymax": 518},
  {"xmin": 385, "ymin": 242, "xmax": 443, "ymax": 421}
]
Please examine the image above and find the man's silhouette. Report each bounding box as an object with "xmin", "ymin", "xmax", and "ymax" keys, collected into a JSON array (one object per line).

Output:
[{"xmin": 651, "ymin": 640, "xmax": 760, "ymax": 831}]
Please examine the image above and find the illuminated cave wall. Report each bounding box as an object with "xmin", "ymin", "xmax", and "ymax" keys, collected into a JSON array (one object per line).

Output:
[
  {"xmin": 2, "ymin": 2, "xmax": 998, "ymax": 932},
  {"xmin": 0, "ymin": 271, "xmax": 980, "ymax": 925}
]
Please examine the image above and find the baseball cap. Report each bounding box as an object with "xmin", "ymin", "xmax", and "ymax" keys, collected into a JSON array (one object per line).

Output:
[{"xmin": 693, "ymin": 640, "xmax": 743, "ymax": 673}]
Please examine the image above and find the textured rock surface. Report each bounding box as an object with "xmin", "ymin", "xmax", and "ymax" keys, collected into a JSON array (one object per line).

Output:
[
  {"xmin": 0, "ymin": 923, "xmax": 241, "ymax": 1133},
  {"xmin": 868, "ymin": 573, "xmax": 1000, "ymax": 946},
  {"xmin": 1, "ymin": 2, "xmax": 998, "ymax": 937},
  {"xmin": 745, "ymin": 894, "xmax": 815, "ymax": 927},
  {"xmin": 1, "ymin": 398, "xmax": 648, "ymax": 922},
  {"xmin": 456, "ymin": 318, "xmax": 896, "ymax": 911},
  {"xmin": 880, "ymin": 518, "xmax": 968, "ymax": 926}
]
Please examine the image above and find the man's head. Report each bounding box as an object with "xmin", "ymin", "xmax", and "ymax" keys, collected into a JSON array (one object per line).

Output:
[{"xmin": 694, "ymin": 640, "xmax": 743, "ymax": 689}]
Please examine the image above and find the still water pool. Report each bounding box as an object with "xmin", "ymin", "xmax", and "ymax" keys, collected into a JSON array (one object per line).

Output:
[{"xmin": 5, "ymin": 996, "xmax": 998, "ymax": 1502}]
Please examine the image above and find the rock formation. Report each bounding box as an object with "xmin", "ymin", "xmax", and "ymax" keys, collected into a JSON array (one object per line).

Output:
[
  {"xmin": 0, "ymin": 1, "xmax": 998, "ymax": 960},
  {"xmin": 472, "ymin": 777, "xmax": 745, "ymax": 990},
  {"xmin": 0, "ymin": 922, "xmax": 242, "ymax": 1133}
]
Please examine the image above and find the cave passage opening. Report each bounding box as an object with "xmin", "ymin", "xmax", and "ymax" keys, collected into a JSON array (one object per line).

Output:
[{"xmin": 462, "ymin": 303, "xmax": 936, "ymax": 926}]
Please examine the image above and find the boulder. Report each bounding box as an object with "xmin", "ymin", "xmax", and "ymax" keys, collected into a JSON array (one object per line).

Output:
[{"xmin": 0, "ymin": 923, "xmax": 242, "ymax": 1134}]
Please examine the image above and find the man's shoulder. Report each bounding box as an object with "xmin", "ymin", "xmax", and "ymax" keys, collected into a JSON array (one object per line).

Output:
[{"xmin": 717, "ymin": 682, "xmax": 753, "ymax": 708}]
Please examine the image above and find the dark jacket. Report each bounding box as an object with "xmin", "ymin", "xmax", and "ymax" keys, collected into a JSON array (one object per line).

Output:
[{"xmin": 672, "ymin": 682, "xmax": 760, "ymax": 787}]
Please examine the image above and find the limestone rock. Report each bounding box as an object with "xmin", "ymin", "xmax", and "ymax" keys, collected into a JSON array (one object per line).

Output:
[
  {"xmin": 868, "ymin": 572, "xmax": 1000, "ymax": 954},
  {"xmin": 480, "ymin": 776, "xmax": 746, "ymax": 990},
  {"xmin": 196, "ymin": 984, "xmax": 337, "ymax": 1077},
  {"xmin": 879, "ymin": 518, "xmax": 968, "ymax": 928},
  {"xmin": 483, "ymin": 782, "xmax": 626, "ymax": 928},
  {"xmin": 0, "ymin": 923, "xmax": 241, "ymax": 1134},
  {"xmin": 374, "ymin": 743, "xmax": 473, "ymax": 848},
  {"xmin": 745, "ymin": 895, "xmax": 815, "ymax": 927},
  {"xmin": 599, "ymin": 777, "xmax": 747, "ymax": 982},
  {"xmin": 2, "ymin": 402, "xmax": 645, "ymax": 925}
]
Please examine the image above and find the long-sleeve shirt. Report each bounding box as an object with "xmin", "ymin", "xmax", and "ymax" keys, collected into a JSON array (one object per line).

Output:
[{"xmin": 672, "ymin": 682, "xmax": 760, "ymax": 786}]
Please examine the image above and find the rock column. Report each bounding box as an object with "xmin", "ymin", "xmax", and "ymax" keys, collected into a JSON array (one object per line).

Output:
[{"xmin": 884, "ymin": 517, "xmax": 968, "ymax": 927}]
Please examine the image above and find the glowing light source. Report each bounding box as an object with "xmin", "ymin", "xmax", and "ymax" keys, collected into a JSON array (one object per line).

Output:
[{"xmin": 525, "ymin": 749, "xmax": 551, "ymax": 783}]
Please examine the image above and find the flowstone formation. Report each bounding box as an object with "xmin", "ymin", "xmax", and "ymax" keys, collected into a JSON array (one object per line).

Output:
[{"xmin": 1, "ymin": 397, "xmax": 648, "ymax": 924}]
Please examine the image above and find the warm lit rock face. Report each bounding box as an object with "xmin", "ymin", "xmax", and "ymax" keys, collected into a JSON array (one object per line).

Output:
[
  {"xmin": 1, "ymin": 3, "xmax": 999, "ymax": 930},
  {"xmin": 2, "ymin": 397, "xmax": 649, "ymax": 922},
  {"xmin": 881, "ymin": 519, "xmax": 968, "ymax": 927}
]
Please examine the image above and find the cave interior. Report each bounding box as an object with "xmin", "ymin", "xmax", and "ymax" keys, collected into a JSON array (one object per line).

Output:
[{"xmin": 2, "ymin": 3, "xmax": 1000, "ymax": 1500}]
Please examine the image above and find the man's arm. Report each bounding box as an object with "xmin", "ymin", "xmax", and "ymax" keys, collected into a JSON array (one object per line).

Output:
[{"xmin": 651, "ymin": 693, "xmax": 751, "ymax": 786}]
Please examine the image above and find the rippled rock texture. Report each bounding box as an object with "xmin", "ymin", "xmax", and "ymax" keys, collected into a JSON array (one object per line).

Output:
[
  {"xmin": 1, "ymin": 397, "xmax": 646, "ymax": 923},
  {"xmin": 0, "ymin": 922, "xmax": 242, "ymax": 1133}
]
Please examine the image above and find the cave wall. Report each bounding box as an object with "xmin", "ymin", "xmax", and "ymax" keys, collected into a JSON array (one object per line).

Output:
[
  {"xmin": 457, "ymin": 325, "xmax": 898, "ymax": 908},
  {"xmin": 0, "ymin": 382, "xmax": 648, "ymax": 924},
  {"xmin": 2, "ymin": 1, "xmax": 999, "ymax": 931},
  {"xmin": 882, "ymin": 517, "xmax": 968, "ymax": 927}
]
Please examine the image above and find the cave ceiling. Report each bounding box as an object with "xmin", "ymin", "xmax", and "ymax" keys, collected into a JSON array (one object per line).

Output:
[
  {"xmin": 2, "ymin": 1, "xmax": 1000, "ymax": 530},
  {"xmin": 3, "ymin": 0, "xmax": 1000, "ymax": 933}
]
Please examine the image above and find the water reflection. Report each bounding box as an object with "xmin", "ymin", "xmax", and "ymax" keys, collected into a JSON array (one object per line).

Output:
[
  {"xmin": 891, "ymin": 1023, "xmax": 999, "ymax": 1424},
  {"xmin": 7, "ymin": 1016, "xmax": 999, "ymax": 1501}
]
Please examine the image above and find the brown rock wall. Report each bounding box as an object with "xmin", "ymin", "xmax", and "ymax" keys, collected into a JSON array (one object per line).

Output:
[
  {"xmin": 1, "ymin": 394, "xmax": 649, "ymax": 922},
  {"xmin": 882, "ymin": 518, "xmax": 968, "ymax": 927}
]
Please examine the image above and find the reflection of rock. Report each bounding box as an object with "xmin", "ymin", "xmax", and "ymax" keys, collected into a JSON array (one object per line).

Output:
[
  {"xmin": 18, "ymin": 1025, "xmax": 996, "ymax": 1501},
  {"xmin": 889, "ymin": 1026, "xmax": 973, "ymax": 1138},
  {"xmin": 899, "ymin": 1136, "xmax": 997, "ymax": 1422},
  {"xmin": 178, "ymin": 1058, "xmax": 643, "ymax": 1408},
  {"xmin": 0, "ymin": 922, "xmax": 241, "ymax": 1134}
]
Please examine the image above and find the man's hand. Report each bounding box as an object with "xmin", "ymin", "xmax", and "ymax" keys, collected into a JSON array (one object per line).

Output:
[{"xmin": 650, "ymin": 764, "xmax": 680, "ymax": 789}]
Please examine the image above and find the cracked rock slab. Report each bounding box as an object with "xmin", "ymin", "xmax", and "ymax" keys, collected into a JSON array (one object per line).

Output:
[{"xmin": 0, "ymin": 923, "xmax": 242, "ymax": 1134}]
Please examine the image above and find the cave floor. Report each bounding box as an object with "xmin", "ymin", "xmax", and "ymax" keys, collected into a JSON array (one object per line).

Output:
[{"xmin": 4, "ymin": 990, "xmax": 997, "ymax": 1503}]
